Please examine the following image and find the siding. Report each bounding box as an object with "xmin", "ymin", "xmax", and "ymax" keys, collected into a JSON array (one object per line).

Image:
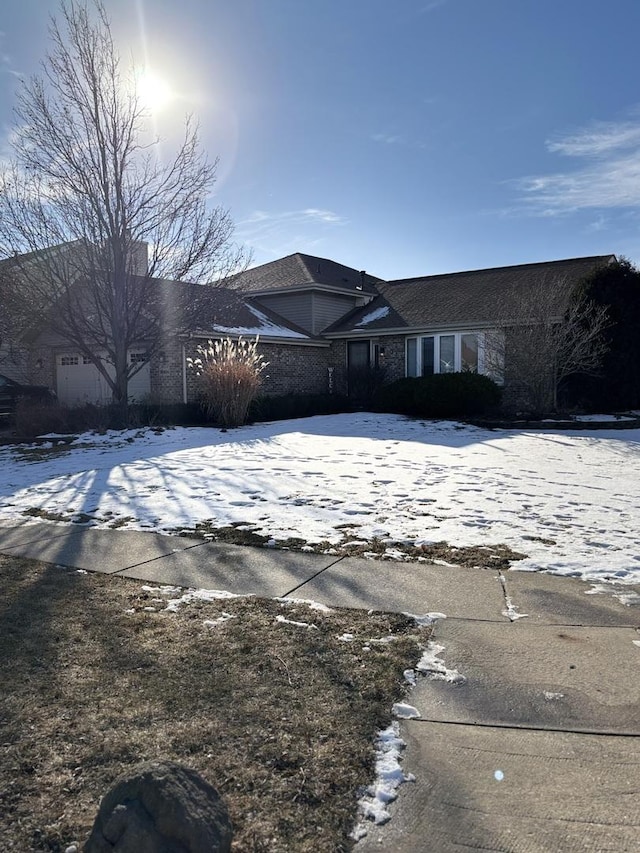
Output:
[
  {"xmin": 312, "ymin": 292, "xmax": 359, "ymax": 334},
  {"xmin": 255, "ymin": 293, "xmax": 314, "ymax": 333}
]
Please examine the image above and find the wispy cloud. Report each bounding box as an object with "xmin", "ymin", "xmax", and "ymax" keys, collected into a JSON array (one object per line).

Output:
[
  {"xmin": 236, "ymin": 208, "xmax": 348, "ymax": 258},
  {"xmin": 516, "ymin": 116, "xmax": 640, "ymax": 215},
  {"xmin": 418, "ymin": 0, "xmax": 449, "ymax": 13},
  {"xmin": 546, "ymin": 123, "xmax": 640, "ymax": 157},
  {"xmin": 371, "ymin": 133, "xmax": 403, "ymax": 145},
  {"xmin": 240, "ymin": 208, "xmax": 347, "ymax": 228},
  {"xmin": 0, "ymin": 32, "xmax": 23, "ymax": 80}
]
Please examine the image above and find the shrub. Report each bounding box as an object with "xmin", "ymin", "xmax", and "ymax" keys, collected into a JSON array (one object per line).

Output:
[
  {"xmin": 373, "ymin": 372, "xmax": 501, "ymax": 419},
  {"xmin": 347, "ymin": 365, "xmax": 387, "ymax": 407},
  {"xmin": 13, "ymin": 399, "xmax": 71, "ymax": 437},
  {"xmin": 249, "ymin": 392, "xmax": 350, "ymax": 423},
  {"xmin": 187, "ymin": 338, "xmax": 268, "ymax": 427},
  {"xmin": 371, "ymin": 378, "xmax": 419, "ymax": 415}
]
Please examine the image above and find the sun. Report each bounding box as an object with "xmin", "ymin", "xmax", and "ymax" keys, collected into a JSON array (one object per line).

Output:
[{"xmin": 136, "ymin": 69, "xmax": 174, "ymax": 113}]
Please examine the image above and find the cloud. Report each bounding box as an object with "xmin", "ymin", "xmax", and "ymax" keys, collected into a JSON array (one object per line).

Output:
[
  {"xmin": 371, "ymin": 133, "xmax": 403, "ymax": 145},
  {"xmin": 0, "ymin": 32, "xmax": 23, "ymax": 80},
  {"xmin": 418, "ymin": 0, "xmax": 449, "ymax": 12},
  {"xmin": 546, "ymin": 121, "xmax": 640, "ymax": 157},
  {"xmin": 516, "ymin": 117, "xmax": 640, "ymax": 215},
  {"xmin": 240, "ymin": 208, "xmax": 347, "ymax": 229},
  {"xmin": 236, "ymin": 208, "xmax": 348, "ymax": 257}
]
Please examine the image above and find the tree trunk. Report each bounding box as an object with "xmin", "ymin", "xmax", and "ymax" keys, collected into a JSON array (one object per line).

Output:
[{"xmin": 112, "ymin": 342, "xmax": 129, "ymax": 427}]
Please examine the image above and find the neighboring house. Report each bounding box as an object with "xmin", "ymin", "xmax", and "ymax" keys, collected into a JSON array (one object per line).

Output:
[{"xmin": 1, "ymin": 247, "xmax": 614, "ymax": 409}]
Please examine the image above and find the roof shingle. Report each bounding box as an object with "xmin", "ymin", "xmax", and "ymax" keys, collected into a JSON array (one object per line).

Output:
[
  {"xmin": 228, "ymin": 252, "xmax": 381, "ymax": 296},
  {"xmin": 324, "ymin": 255, "xmax": 615, "ymax": 334}
]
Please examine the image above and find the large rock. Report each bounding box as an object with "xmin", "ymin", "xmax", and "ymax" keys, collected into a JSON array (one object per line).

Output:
[{"xmin": 84, "ymin": 760, "xmax": 232, "ymax": 853}]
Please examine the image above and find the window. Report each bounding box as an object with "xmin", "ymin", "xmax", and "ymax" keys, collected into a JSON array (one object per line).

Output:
[
  {"xmin": 406, "ymin": 332, "xmax": 484, "ymax": 377},
  {"xmin": 439, "ymin": 335, "xmax": 455, "ymax": 373},
  {"xmin": 421, "ymin": 337, "xmax": 434, "ymax": 375},
  {"xmin": 461, "ymin": 334, "xmax": 479, "ymax": 372},
  {"xmin": 407, "ymin": 339, "xmax": 418, "ymax": 377},
  {"xmin": 129, "ymin": 352, "xmax": 147, "ymax": 364},
  {"xmin": 60, "ymin": 355, "xmax": 79, "ymax": 366}
]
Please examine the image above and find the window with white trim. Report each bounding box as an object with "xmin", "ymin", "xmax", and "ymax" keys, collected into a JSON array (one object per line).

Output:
[{"xmin": 406, "ymin": 332, "xmax": 484, "ymax": 377}]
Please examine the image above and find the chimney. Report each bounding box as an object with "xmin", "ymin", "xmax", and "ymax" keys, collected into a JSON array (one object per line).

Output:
[{"xmin": 125, "ymin": 232, "xmax": 149, "ymax": 276}]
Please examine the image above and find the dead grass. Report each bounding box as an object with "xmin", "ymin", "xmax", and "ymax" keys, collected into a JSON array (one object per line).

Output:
[
  {"xmin": 0, "ymin": 555, "xmax": 429, "ymax": 852},
  {"xmin": 171, "ymin": 521, "xmax": 526, "ymax": 571}
]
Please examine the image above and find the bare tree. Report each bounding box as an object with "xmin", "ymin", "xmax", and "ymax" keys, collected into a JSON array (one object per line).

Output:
[
  {"xmin": 484, "ymin": 276, "xmax": 610, "ymax": 416},
  {"xmin": 0, "ymin": 0, "xmax": 247, "ymax": 422}
]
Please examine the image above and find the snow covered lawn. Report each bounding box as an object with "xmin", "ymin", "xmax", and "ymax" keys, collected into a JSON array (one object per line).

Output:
[{"xmin": 2, "ymin": 412, "xmax": 640, "ymax": 585}]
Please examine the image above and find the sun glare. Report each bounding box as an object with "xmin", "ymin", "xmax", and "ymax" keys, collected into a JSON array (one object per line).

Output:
[{"xmin": 137, "ymin": 69, "xmax": 174, "ymax": 113}]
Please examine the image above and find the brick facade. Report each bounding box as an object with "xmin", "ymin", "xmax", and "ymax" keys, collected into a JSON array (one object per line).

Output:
[{"xmin": 179, "ymin": 338, "xmax": 334, "ymax": 404}]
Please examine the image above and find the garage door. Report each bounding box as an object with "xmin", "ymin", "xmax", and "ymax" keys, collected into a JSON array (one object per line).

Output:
[{"xmin": 56, "ymin": 351, "xmax": 150, "ymax": 406}]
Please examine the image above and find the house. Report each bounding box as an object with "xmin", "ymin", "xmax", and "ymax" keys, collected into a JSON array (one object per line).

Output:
[{"xmin": 1, "ymin": 247, "xmax": 614, "ymax": 410}]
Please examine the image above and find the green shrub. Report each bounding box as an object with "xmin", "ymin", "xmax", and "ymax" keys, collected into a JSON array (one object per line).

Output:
[
  {"xmin": 249, "ymin": 392, "xmax": 349, "ymax": 423},
  {"xmin": 371, "ymin": 378, "xmax": 419, "ymax": 415},
  {"xmin": 187, "ymin": 338, "xmax": 268, "ymax": 427},
  {"xmin": 373, "ymin": 372, "xmax": 501, "ymax": 418}
]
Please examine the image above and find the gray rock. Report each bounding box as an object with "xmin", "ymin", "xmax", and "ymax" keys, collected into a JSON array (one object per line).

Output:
[{"xmin": 84, "ymin": 760, "xmax": 232, "ymax": 853}]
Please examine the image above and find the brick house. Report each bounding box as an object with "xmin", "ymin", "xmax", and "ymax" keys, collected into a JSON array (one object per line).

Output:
[{"xmin": 1, "ymin": 247, "xmax": 614, "ymax": 409}]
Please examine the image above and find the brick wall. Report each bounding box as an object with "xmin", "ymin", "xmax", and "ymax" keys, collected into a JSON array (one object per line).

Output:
[
  {"xmin": 376, "ymin": 335, "xmax": 406, "ymax": 383},
  {"xmin": 260, "ymin": 342, "xmax": 332, "ymax": 395},
  {"xmin": 177, "ymin": 338, "xmax": 334, "ymax": 403},
  {"xmin": 28, "ymin": 346, "xmax": 56, "ymax": 390},
  {"xmin": 149, "ymin": 338, "xmax": 185, "ymax": 403}
]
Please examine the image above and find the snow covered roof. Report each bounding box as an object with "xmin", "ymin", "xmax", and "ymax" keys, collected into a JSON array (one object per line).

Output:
[{"xmin": 210, "ymin": 304, "xmax": 310, "ymax": 339}]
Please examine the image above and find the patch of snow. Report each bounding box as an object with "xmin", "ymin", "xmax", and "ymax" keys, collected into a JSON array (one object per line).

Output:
[
  {"xmin": 499, "ymin": 573, "xmax": 529, "ymax": 621},
  {"xmin": 574, "ymin": 413, "xmax": 635, "ymax": 422},
  {"xmin": 163, "ymin": 588, "xmax": 246, "ymax": 612},
  {"xmin": 416, "ymin": 641, "xmax": 466, "ymax": 684},
  {"xmin": 353, "ymin": 722, "xmax": 415, "ymax": 834},
  {"xmin": 203, "ymin": 612, "xmax": 237, "ymax": 627},
  {"xmin": 392, "ymin": 702, "xmax": 420, "ymax": 719},
  {"xmin": 354, "ymin": 305, "xmax": 390, "ymax": 327},
  {"xmin": 404, "ymin": 612, "xmax": 447, "ymax": 626},
  {"xmin": 585, "ymin": 583, "xmax": 640, "ymax": 606},
  {"xmin": 403, "ymin": 669, "xmax": 416, "ymax": 685},
  {"xmin": 543, "ymin": 691, "xmax": 564, "ymax": 700},
  {"xmin": 210, "ymin": 305, "xmax": 309, "ymax": 339},
  {"xmin": 276, "ymin": 596, "xmax": 334, "ymax": 613},
  {"xmin": 275, "ymin": 614, "xmax": 318, "ymax": 629},
  {"xmin": 338, "ymin": 633, "xmax": 355, "ymax": 642}
]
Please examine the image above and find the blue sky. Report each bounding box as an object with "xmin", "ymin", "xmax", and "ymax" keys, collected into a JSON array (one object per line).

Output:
[{"xmin": 2, "ymin": 0, "xmax": 640, "ymax": 279}]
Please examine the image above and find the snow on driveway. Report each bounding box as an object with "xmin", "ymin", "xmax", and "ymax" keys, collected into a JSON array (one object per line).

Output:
[{"xmin": 1, "ymin": 412, "xmax": 639, "ymax": 585}]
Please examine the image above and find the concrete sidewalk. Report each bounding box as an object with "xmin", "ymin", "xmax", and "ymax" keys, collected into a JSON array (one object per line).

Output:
[{"xmin": 1, "ymin": 519, "xmax": 639, "ymax": 852}]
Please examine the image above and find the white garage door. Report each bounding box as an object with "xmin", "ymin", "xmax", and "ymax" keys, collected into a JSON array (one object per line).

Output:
[{"xmin": 56, "ymin": 351, "xmax": 150, "ymax": 406}]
